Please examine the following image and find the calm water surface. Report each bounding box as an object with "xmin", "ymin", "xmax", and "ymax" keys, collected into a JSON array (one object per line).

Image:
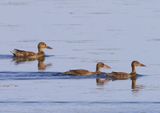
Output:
[{"xmin": 0, "ymin": 0, "xmax": 160, "ymax": 113}]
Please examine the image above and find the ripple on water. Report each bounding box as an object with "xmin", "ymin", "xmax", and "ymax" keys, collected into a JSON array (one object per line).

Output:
[
  {"xmin": 0, "ymin": 55, "xmax": 13, "ymax": 59},
  {"xmin": 147, "ymin": 38, "xmax": 160, "ymax": 42},
  {"xmin": 0, "ymin": 1, "xmax": 30, "ymax": 6},
  {"xmin": 0, "ymin": 72, "xmax": 146, "ymax": 80},
  {"xmin": 0, "ymin": 72, "xmax": 100, "ymax": 80}
]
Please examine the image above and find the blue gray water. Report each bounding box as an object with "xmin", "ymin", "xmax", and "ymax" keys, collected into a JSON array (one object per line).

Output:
[{"xmin": 0, "ymin": 0, "xmax": 160, "ymax": 113}]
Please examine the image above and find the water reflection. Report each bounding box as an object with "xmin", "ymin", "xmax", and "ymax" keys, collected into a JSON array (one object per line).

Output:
[
  {"xmin": 13, "ymin": 57, "xmax": 52, "ymax": 71},
  {"xmin": 96, "ymin": 77, "xmax": 111, "ymax": 86},
  {"xmin": 96, "ymin": 73, "xmax": 144, "ymax": 93},
  {"xmin": 38, "ymin": 57, "xmax": 52, "ymax": 71},
  {"xmin": 131, "ymin": 74, "xmax": 144, "ymax": 94},
  {"xmin": 131, "ymin": 74, "xmax": 137, "ymax": 90},
  {"xmin": 13, "ymin": 57, "xmax": 36, "ymax": 64}
]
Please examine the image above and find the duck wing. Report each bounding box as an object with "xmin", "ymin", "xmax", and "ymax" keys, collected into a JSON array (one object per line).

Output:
[
  {"xmin": 11, "ymin": 49, "xmax": 36, "ymax": 58},
  {"xmin": 64, "ymin": 69, "xmax": 92, "ymax": 76},
  {"xmin": 107, "ymin": 71, "xmax": 131, "ymax": 80},
  {"xmin": 14, "ymin": 49, "xmax": 27, "ymax": 53}
]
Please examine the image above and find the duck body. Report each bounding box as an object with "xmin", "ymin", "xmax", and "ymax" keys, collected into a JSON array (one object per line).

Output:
[
  {"xmin": 107, "ymin": 72, "xmax": 132, "ymax": 80},
  {"xmin": 11, "ymin": 42, "xmax": 52, "ymax": 59},
  {"xmin": 64, "ymin": 62, "xmax": 111, "ymax": 76},
  {"xmin": 12, "ymin": 49, "xmax": 40, "ymax": 59},
  {"xmin": 64, "ymin": 69, "xmax": 96, "ymax": 76},
  {"xmin": 107, "ymin": 61, "xmax": 145, "ymax": 80}
]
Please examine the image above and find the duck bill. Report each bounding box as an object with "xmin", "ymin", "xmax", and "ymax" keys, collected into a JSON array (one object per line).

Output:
[
  {"xmin": 104, "ymin": 64, "xmax": 111, "ymax": 69},
  {"xmin": 140, "ymin": 63, "xmax": 146, "ymax": 67},
  {"xmin": 46, "ymin": 46, "xmax": 53, "ymax": 49}
]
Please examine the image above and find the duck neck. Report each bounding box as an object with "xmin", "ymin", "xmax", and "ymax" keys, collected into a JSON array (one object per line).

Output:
[
  {"xmin": 131, "ymin": 65, "xmax": 136, "ymax": 74},
  {"xmin": 38, "ymin": 48, "xmax": 44, "ymax": 53},
  {"xmin": 96, "ymin": 67, "xmax": 101, "ymax": 74},
  {"xmin": 38, "ymin": 48, "xmax": 45, "ymax": 57}
]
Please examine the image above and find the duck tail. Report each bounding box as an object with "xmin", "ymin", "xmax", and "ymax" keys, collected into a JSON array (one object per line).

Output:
[
  {"xmin": 10, "ymin": 49, "xmax": 16, "ymax": 56},
  {"xmin": 64, "ymin": 71, "xmax": 69, "ymax": 75},
  {"xmin": 64, "ymin": 71, "xmax": 72, "ymax": 75}
]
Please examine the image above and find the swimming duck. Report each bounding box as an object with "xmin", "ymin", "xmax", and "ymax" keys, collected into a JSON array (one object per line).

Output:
[
  {"xmin": 11, "ymin": 42, "xmax": 52, "ymax": 59},
  {"xmin": 64, "ymin": 62, "xmax": 111, "ymax": 76},
  {"xmin": 107, "ymin": 61, "xmax": 145, "ymax": 80}
]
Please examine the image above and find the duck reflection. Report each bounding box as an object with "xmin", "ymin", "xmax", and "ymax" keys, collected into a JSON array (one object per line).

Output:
[
  {"xmin": 96, "ymin": 74, "xmax": 113, "ymax": 87},
  {"xmin": 96, "ymin": 77, "xmax": 111, "ymax": 86},
  {"xmin": 12, "ymin": 57, "xmax": 52, "ymax": 71},
  {"xmin": 131, "ymin": 73, "xmax": 137, "ymax": 90},
  {"xmin": 96, "ymin": 73, "xmax": 144, "ymax": 93},
  {"xmin": 13, "ymin": 57, "xmax": 36, "ymax": 64},
  {"xmin": 38, "ymin": 57, "xmax": 52, "ymax": 71},
  {"xmin": 131, "ymin": 73, "xmax": 144, "ymax": 93}
]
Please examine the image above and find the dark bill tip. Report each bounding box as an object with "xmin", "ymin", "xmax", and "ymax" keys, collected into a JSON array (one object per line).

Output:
[
  {"xmin": 140, "ymin": 63, "xmax": 146, "ymax": 67},
  {"xmin": 47, "ymin": 46, "xmax": 53, "ymax": 49}
]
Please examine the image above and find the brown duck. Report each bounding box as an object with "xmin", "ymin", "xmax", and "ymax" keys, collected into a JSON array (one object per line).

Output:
[
  {"xmin": 11, "ymin": 42, "xmax": 52, "ymax": 59},
  {"xmin": 107, "ymin": 61, "xmax": 145, "ymax": 80},
  {"xmin": 64, "ymin": 62, "xmax": 111, "ymax": 76}
]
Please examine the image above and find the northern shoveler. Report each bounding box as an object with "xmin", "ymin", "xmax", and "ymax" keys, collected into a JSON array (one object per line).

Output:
[
  {"xmin": 11, "ymin": 42, "xmax": 52, "ymax": 59},
  {"xmin": 107, "ymin": 61, "xmax": 145, "ymax": 80}
]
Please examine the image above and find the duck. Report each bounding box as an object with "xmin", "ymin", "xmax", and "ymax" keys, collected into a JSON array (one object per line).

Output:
[
  {"xmin": 64, "ymin": 62, "xmax": 111, "ymax": 76},
  {"xmin": 107, "ymin": 61, "xmax": 145, "ymax": 80},
  {"xmin": 11, "ymin": 42, "xmax": 52, "ymax": 59}
]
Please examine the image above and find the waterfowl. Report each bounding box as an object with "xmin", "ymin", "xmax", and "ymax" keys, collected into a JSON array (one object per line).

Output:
[
  {"xmin": 11, "ymin": 42, "xmax": 52, "ymax": 59},
  {"xmin": 64, "ymin": 62, "xmax": 111, "ymax": 76},
  {"xmin": 107, "ymin": 61, "xmax": 145, "ymax": 80}
]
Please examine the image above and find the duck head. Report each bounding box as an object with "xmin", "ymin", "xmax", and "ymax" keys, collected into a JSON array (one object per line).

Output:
[
  {"xmin": 131, "ymin": 61, "xmax": 146, "ymax": 67},
  {"xmin": 131, "ymin": 60, "xmax": 146, "ymax": 73},
  {"xmin": 38, "ymin": 42, "xmax": 52, "ymax": 52},
  {"xmin": 96, "ymin": 62, "xmax": 111, "ymax": 73}
]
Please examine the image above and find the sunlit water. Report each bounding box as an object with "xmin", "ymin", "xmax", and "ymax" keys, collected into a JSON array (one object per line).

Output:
[{"xmin": 0, "ymin": 0, "xmax": 160, "ymax": 113}]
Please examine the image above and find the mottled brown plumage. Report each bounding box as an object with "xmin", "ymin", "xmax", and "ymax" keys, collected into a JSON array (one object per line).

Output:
[
  {"xmin": 11, "ymin": 42, "xmax": 52, "ymax": 59},
  {"xmin": 107, "ymin": 72, "xmax": 132, "ymax": 80},
  {"xmin": 64, "ymin": 62, "xmax": 111, "ymax": 76},
  {"xmin": 107, "ymin": 61, "xmax": 145, "ymax": 80}
]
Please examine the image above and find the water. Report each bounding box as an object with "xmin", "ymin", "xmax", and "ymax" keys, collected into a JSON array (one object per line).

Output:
[{"xmin": 0, "ymin": 0, "xmax": 160, "ymax": 112}]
